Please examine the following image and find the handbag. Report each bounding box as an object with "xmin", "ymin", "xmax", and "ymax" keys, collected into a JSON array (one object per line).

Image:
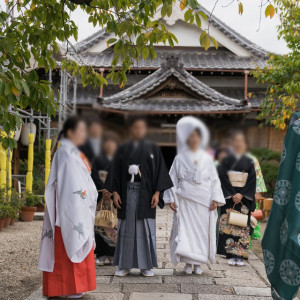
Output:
[
  {"xmin": 94, "ymin": 198, "xmax": 117, "ymax": 229},
  {"xmin": 227, "ymin": 204, "xmax": 248, "ymax": 228},
  {"xmin": 251, "ymin": 209, "xmax": 264, "ymax": 221}
]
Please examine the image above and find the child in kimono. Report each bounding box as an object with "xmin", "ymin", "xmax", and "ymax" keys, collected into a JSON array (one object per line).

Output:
[{"xmin": 165, "ymin": 116, "xmax": 225, "ymax": 275}]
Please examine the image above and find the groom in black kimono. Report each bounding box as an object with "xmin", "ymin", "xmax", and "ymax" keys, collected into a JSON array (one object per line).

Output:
[{"xmin": 112, "ymin": 116, "xmax": 173, "ymax": 277}]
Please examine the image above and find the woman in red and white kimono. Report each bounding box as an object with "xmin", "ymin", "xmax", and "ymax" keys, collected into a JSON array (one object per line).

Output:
[{"xmin": 39, "ymin": 116, "xmax": 98, "ymax": 299}]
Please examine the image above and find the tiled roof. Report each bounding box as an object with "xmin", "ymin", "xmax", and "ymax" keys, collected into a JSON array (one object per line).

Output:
[
  {"xmin": 76, "ymin": 48, "xmax": 266, "ymax": 70},
  {"xmin": 98, "ymin": 56, "xmax": 250, "ymax": 113},
  {"xmin": 74, "ymin": 6, "xmax": 268, "ymax": 58},
  {"xmin": 74, "ymin": 29, "xmax": 110, "ymax": 53}
]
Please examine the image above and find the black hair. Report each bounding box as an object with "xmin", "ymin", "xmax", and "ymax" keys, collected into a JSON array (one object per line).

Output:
[
  {"xmin": 127, "ymin": 115, "xmax": 148, "ymax": 128},
  {"xmin": 62, "ymin": 115, "xmax": 85, "ymax": 138},
  {"xmin": 215, "ymin": 147, "xmax": 229, "ymax": 160},
  {"xmin": 102, "ymin": 131, "xmax": 120, "ymax": 146},
  {"xmin": 230, "ymin": 129, "xmax": 249, "ymax": 145},
  {"xmin": 230, "ymin": 129, "xmax": 244, "ymax": 139},
  {"xmin": 51, "ymin": 115, "xmax": 85, "ymax": 159},
  {"xmin": 87, "ymin": 117, "xmax": 102, "ymax": 128}
]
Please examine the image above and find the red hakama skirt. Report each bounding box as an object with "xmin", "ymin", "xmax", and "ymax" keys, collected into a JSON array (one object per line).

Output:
[{"xmin": 43, "ymin": 226, "xmax": 96, "ymax": 297}]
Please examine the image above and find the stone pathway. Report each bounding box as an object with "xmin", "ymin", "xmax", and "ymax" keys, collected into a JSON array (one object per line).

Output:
[{"xmin": 28, "ymin": 206, "xmax": 273, "ymax": 300}]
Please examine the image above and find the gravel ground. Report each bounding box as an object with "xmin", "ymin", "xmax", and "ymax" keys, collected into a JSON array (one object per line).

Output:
[{"xmin": 0, "ymin": 220, "xmax": 43, "ymax": 300}]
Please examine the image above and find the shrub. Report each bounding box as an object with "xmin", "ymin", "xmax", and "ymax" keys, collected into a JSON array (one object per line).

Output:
[
  {"xmin": 250, "ymin": 148, "xmax": 281, "ymax": 197},
  {"xmin": 22, "ymin": 192, "xmax": 41, "ymax": 207}
]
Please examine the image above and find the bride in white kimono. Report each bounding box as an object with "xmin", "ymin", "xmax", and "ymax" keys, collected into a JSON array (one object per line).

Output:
[{"xmin": 165, "ymin": 117, "xmax": 225, "ymax": 275}]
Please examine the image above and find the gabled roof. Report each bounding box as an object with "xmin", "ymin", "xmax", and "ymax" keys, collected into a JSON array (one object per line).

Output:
[
  {"xmin": 98, "ymin": 56, "xmax": 250, "ymax": 113},
  {"xmin": 75, "ymin": 5, "xmax": 267, "ymax": 58},
  {"xmin": 199, "ymin": 6, "xmax": 267, "ymax": 58}
]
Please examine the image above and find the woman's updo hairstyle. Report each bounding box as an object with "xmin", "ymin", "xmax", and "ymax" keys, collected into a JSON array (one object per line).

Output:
[
  {"xmin": 62, "ymin": 115, "xmax": 85, "ymax": 138},
  {"xmin": 51, "ymin": 115, "xmax": 85, "ymax": 159}
]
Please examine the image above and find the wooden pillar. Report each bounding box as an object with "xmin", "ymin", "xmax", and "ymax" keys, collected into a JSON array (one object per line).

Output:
[
  {"xmin": 99, "ymin": 68, "xmax": 105, "ymax": 98},
  {"xmin": 244, "ymin": 71, "xmax": 249, "ymax": 100}
]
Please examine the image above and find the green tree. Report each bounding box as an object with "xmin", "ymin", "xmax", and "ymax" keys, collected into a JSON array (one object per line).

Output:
[
  {"xmin": 252, "ymin": 0, "xmax": 300, "ymax": 130},
  {"xmin": 0, "ymin": 0, "xmax": 275, "ymax": 147}
]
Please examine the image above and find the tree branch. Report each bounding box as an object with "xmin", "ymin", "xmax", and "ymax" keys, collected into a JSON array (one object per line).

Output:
[{"xmin": 67, "ymin": 0, "xmax": 92, "ymax": 5}]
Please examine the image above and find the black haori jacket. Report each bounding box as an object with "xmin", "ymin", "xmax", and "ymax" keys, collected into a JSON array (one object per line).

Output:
[{"xmin": 111, "ymin": 139, "xmax": 173, "ymax": 220}]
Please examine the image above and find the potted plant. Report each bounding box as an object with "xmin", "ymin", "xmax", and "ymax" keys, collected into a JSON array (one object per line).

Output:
[
  {"xmin": 20, "ymin": 192, "xmax": 40, "ymax": 222},
  {"xmin": 36, "ymin": 195, "xmax": 45, "ymax": 213},
  {"xmin": 0, "ymin": 208, "xmax": 4, "ymax": 231},
  {"xmin": 2, "ymin": 204, "xmax": 11, "ymax": 228},
  {"xmin": 9, "ymin": 189, "xmax": 23, "ymax": 225}
]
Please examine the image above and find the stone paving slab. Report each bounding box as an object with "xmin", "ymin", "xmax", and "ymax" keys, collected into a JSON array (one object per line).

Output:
[
  {"xmin": 84, "ymin": 293, "xmax": 124, "ymax": 300},
  {"xmin": 215, "ymin": 277, "xmax": 267, "ymax": 287},
  {"xmin": 248, "ymin": 258, "xmax": 270, "ymax": 284},
  {"xmin": 180, "ymin": 284, "xmax": 234, "ymax": 295},
  {"xmin": 164, "ymin": 275, "xmax": 213, "ymax": 284},
  {"xmin": 129, "ymin": 293, "xmax": 193, "ymax": 300},
  {"xmin": 210, "ymin": 263, "xmax": 250, "ymax": 271},
  {"xmin": 128, "ymin": 268, "xmax": 174, "ymax": 276},
  {"xmin": 94, "ymin": 283, "xmax": 122, "ymax": 293},
  {"xmin": 122, "ymin": 283, "xmax": 179, "ymax": 293},
  {"xmin": 96, "ymin": 266, "xmax": 117, "ymax": 276},
  {"xmin": 197, "ymin": 295, "xmax": 272, "ymax": 300},
  {"xmin": 173, "ymin": 263, "xmax": 209, "ymax": 273},
  {"xmin": 96, "ymin": 276, "xmax": 113, "ymax": 283},
  {"xmin": 233, "ymin": 286, "xmax": 272, "ymax": 296},
  {"xmin": 112, "ymin": 275, "xmax": 163, "ymax": 284},
  {"xmin": 223, "ymin": 270, "xmax": 262, "ymax": 280}
]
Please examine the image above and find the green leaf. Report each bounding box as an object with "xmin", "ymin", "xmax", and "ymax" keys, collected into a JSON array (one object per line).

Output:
[
  {"xmin": 188, "ymin": 0, "xmax": 197, "ymax": 10},
  {"xmin": 21, "ymin": 80, "xmax": 30, "ymax": 96},
  {"xmin": 195, "ymin": 13, "xmax": 201, "ymax": 28},
  {"xmin": 167, "ymin": 5, "xmax": 172, "ymax": 17},
  {"xmin": 3, "ymin": 122, "xmax": 10, "ymax": 133},
  {"xmin": 200, "ymin": 31, "xmax": 210, "ymax": 50},
  {"xmin": 107, "ymin": 38, "xmax": 117, "ymax": 45},
  {"xmin": 4, "ymin": 83, "xmax": 11, "ymax": 96},
  {"xmin": 142, "ymin": 47, "xmax": 149, "ymax": 59},
  {"xmin": 161, "ymin": 3, "xmax": 168, "ymax": 17},
  {"xmin": 2, "ymin": 138, "xmax": 9, "ymax": 150},
  {"xmin": 184, "ymin": 10, "xmax": 193, "ymax": 22},
  {"xmin": 149, "ymin": 47, "xmax": 157, "ymax": 59},
  {"xmin": 198, "ymin": 11, "xmax": 208, "ymax": 21},
  {"xmin": 210, "ymin": 36, "xmax": 218, "ymax": 49}
]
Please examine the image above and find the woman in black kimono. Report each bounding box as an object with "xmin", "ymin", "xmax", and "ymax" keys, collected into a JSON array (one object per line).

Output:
[
  {"xmin": 112, "ymin": 116, "xmax": 173, "ymax": 277},
  {"xmin": 217, "ymin": 130, "xmax": 256, "ymax": 266},
  {"xmin": 91, "ymin": 132, "xmax": 119, "ymax": 266}
]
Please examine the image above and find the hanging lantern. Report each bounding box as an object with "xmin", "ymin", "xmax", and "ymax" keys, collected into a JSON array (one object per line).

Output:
[
  {"xmin": 13, "ymin": 121, "xmax": 23, "ymax": 142},
  {"xmin": 21, "ymin": 123, "xmax": 36, "ymax": 146}
]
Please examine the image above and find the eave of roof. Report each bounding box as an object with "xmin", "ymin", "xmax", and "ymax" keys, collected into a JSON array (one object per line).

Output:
[{"xmin": 76, "ymin": 47, "xmax": 266, "ymax": 70}]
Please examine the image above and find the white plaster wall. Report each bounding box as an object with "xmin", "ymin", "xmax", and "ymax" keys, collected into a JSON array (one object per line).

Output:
[{"xmin": 85, "ymin": 1, "xmax": 253, "ymax": 57}]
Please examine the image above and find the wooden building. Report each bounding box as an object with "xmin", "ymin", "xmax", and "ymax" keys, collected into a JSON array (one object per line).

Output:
[{"xmin": 63, "ymin": 4, "xmax": 284, "ymax": 160}]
